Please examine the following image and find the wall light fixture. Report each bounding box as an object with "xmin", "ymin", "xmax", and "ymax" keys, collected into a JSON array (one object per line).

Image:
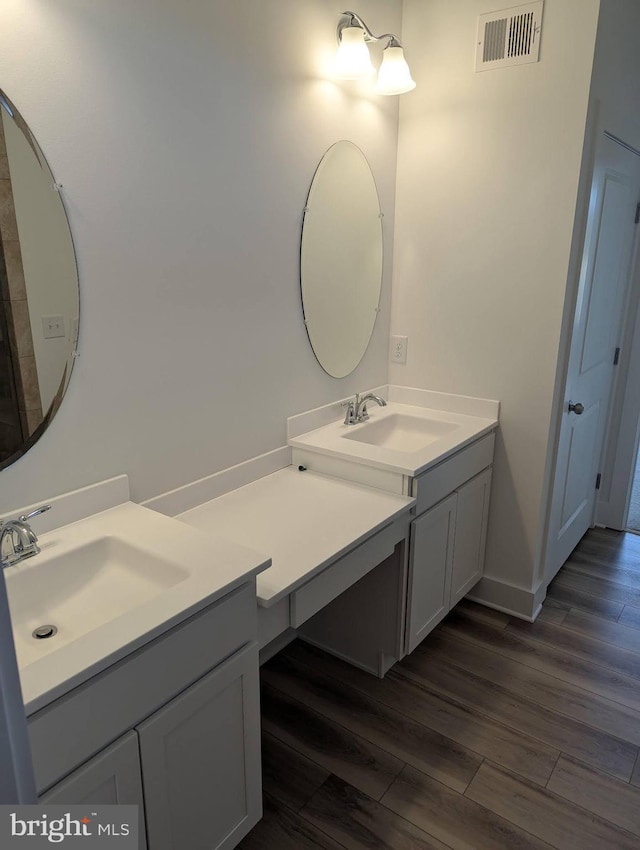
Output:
[{"xmin": 334, "ymin": 11, "xmax": 416, "ymax": 95}]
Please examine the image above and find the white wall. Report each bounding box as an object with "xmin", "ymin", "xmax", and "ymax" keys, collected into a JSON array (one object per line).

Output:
[
  {"xmin": 0, "ymin": 0, "xmax": 401, "ymax": 508},
  {"xmin": 392, "ymin": 0, "xmax": 600, "ymax": 613}
]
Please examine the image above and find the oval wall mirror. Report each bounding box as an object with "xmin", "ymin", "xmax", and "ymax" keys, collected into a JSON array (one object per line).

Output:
[
  {"xmin": 300, "ymin": 141, "xmax": 383, "ymax": 378},
  {"xmin": 0, "ymin": 90, "xmax": 79, "ymax": 471}
]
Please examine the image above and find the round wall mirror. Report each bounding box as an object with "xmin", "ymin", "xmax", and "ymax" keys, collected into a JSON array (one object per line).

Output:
[
  {"xmin": 300, "ymin": 141, "xmax": 383, "ymax": 378},
  {"xmin": 0, "ymin": 90, "xmax": 79, "ymax": 471}
]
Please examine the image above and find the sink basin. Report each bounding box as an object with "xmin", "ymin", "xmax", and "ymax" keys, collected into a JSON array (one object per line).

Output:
[
  {"xmin": 342, "ymin": 413, "xmax": 460, "ymax": 453},
  {"xmin": 6, "ymin": 536, "xmax": 189, "ymax": 668},
  {"xmin": 289, "ymin": 398, "xmax": 498, "ymax": 478},
  {"xmin": 1, "ymin": 497, "xmax": 269, "ymax": 715}
]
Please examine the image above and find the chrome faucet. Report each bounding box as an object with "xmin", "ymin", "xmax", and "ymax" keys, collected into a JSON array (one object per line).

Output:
[
  {"xmin": 343, "ymin": 392, "xmax": 387, "ymax": 425},
  {"xmin": 0, "ymin": 505, "xmax": 51, "ymax": 568}
]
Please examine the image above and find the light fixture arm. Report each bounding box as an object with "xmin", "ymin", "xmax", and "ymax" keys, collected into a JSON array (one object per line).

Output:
[{"xmin": 337, "ymin": 11, "xmax": 404, "ymax": 49}]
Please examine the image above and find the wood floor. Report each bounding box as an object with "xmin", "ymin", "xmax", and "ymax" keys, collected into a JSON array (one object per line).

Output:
[{"xmin": 238, "ymin": 527, "xmax": 640, "ymax": 850}]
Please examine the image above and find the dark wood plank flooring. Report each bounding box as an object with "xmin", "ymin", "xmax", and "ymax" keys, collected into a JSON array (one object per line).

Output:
[{"xmin": 239, "ymin": 527, "xmax": 640, "ymax": 849}]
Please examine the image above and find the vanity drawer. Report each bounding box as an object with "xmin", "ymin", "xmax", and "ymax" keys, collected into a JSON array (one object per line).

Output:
[
  {"xmin": 412, "ymin": 432, "xmax": 495, "ymax": 515},
  {"xmin": 28, "ymin": 581, "xmax": 256, "ymax": 793},
  {"xmin": 290, "ymin": 518, "xmax": 404, "ymax": 627}
]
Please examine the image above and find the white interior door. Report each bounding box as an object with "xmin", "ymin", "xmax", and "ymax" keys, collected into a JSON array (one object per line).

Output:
[{"xmin": 545, "ymin": 135, "xmax": 640, "ymax": 583}]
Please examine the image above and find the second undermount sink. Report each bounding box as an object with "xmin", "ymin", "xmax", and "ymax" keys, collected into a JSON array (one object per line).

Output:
[
  {"xmin": 6, "ymin": 536, "xmax": 189, "ymax": 668},
  {"xmin": 342, "ymin": 412, "xmax": 461, "ymax": 452}
]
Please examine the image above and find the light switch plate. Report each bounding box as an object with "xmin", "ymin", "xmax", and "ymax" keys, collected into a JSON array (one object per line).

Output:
[{"xmin": 42, "ymin": 315, "xmax": 65, "ymax": 339}]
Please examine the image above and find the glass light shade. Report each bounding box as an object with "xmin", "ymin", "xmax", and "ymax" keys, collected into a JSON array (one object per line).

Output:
[
  {"xmin": 334, "ymin": 26, "xmax": 374, "ymax": 79},
  {"xmin": 375, "ymin": 46, "xmax": 416, "ymax": 95}
]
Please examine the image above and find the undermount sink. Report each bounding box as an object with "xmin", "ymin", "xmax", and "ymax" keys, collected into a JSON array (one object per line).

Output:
[
  {"xmin": 1, "ymin": 497, "xmax": 270, "ymax": 714},
  {"xmin": 289, "ymin": 396, "xmax": 499, "ymax": 479},
  {"xmin": 6, "ymin": 536, "xmax": 189, "ymax": 668},
  {"xmin": 342, "ymin": 413, "xmax": 460, "ymax": 452}
]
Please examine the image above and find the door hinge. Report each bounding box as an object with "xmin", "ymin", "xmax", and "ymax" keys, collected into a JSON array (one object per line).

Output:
[
  {"xmin": 596, "ymin": 473, "xmax": 602, "ymax": 490},
  {"xmin": 614, "ymin": 347, "xmax": 621, "ymax": 365},
  {"xmin": 636, "ymin": 202, "xmax": 640, "ymax": 225}
]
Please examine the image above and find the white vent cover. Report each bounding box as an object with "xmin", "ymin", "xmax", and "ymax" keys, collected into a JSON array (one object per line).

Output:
[{"xmin": 476, "ymin": 1, "xmax": 543, "ymax": 71}]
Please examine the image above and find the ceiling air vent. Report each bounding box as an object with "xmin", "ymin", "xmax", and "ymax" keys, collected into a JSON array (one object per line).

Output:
[{"xmin": 476, "ymin": 1, "xmax": 543, "ymax": 71}]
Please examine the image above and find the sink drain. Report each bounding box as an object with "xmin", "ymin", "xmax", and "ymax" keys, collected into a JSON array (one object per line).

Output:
[{"xmin": 32, "ymin": 625, "xmax": 58, "ymax": 640}]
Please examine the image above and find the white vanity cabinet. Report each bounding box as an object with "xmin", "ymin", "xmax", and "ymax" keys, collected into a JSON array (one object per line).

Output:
[
  {"xmin": 138, "ymin": 643, "xmax": 261, "ymax": 850},
  {"xmin": 406, "ymin": 493, "xmax": 456, "ymax": 652},
  {"xmin": 290, "ymin": 402, "xmax": 497, "ymax": 662},
  {"xmin": 405, "ymin": 435, "xmax": 494, "ymax": 653},
  {"xmin": 450, "ymin": 467, "xmax": 492, "ymax": 606},
  {"xmin": 42, "ymin": 732, "xmax": 148, "ymax": 849},
  {"xmin": 42, "ymin": 730, "xmax": 146, "ymax": 806},
  {"xmin": 31, "ymin": 582, "xmax": 262, "ymax": 850}
]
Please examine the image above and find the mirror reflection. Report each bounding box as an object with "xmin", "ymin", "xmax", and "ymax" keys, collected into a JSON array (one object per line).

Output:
[
  {"xmin": 0, "ymin": 90, "xmax": 79, "ymax": 471},
  {"xmin": 300, "ymin": 141, "xmax": 383, "ymax": 378}
]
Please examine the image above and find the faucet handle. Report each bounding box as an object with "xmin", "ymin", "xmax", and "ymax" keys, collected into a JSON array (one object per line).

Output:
[
  {"xmin": 18, "ymin": 505, "xmax": 51, "ymax": 523},
  {"xmin": 342, "ymin": 397, "xmax": 358, "ymax": 425}
]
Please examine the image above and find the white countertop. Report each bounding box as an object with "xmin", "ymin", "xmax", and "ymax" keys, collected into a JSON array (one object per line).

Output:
[
  {"xmin": 178, "ymin": 467, "xmax": 415, "ymax": 607},
  {"xmin": 289, "ymin": 401, "xmax": 498, "ymax": 477},
  {"xmin": 9, "ymin": 502, "xmax": 270, "ymax": 715}
]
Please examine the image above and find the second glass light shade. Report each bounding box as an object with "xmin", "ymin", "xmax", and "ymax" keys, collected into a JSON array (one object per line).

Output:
[{"xmin": 376, "ymin": 46, "xmax": 416, "ymax": 95}]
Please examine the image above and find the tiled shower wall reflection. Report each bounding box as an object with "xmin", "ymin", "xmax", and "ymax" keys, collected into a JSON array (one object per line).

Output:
[{"xmin": 0, "ymin": 114, "xmax": 42, "ymax": 462}]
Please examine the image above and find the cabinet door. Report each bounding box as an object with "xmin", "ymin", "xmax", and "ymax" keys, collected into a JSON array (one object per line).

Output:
[
  {"xmin": 137, "ymin": 643, "xmax": 262, "ymax": 850},
  {"xmin": 406, "ymin": 493, "xmax": 456, "ymax": 654},
  {"xmin": 41, "ymin": 731, "xmax": 147, "ymax": 849},
  {"xmin": 450, "ymin": 467, "xmax": 492, "ymax": 606}
]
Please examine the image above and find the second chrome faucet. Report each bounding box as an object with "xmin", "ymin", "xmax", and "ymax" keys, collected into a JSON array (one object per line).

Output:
[{"xmin": 343, "ymin": 392, "xmax": 387, "ymax": 425}]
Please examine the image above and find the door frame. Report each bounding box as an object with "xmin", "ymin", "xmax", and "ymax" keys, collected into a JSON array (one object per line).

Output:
[
  {"xmin": 538, "ymin": 111, "xmax": 640, "ymax": 589},
  {"xmin": 595, "ymin": 191, "xmax": 640, "ymax": 530}
]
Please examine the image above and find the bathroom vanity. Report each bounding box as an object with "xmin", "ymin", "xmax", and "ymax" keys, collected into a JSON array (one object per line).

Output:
[
  {"xmin": 4, "ymin": 386, "xmax": 498, "ymax": 850},
  {"xmin": 178, "ymin": 465, "xmax": 415, "ymax": 676},
  {"xmin": 36, "ymin": 585, "xmax": 260, "ymax": 850},
  {"xmin": 288, "ymin": 387, "xmax": 498, "ymax": 658},
  {"xmin": 166, "ymin": 387, "xmax": 499, "ymax": 676},
  {"xmin": 404, "ymin": 433, "xmax": 493, "ymax": 651},
  {"xmin": 2, "ymin": 483, "xmax": 270, "ymax": 850}
]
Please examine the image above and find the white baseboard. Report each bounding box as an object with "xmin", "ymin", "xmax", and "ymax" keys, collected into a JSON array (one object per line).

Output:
[
  {"xmin": 299, "ymin": 635, "xmax": 383, "ymax": 677},
  {"xmin": 259, "ymin": 629, "xmax": 297, "ymax": 665},
  {"xmin": 467, "ymin": 575, "xmax": 546, "ymax": 621}
]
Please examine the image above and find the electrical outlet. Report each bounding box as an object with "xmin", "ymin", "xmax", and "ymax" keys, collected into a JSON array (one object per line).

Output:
[
  {"xmin": 42, "ymin": 315, "xmax": 65, "ymax": 339},
  {"xmin": 390, "ymin": 335, "xmax": 408, "ymax": 364}
]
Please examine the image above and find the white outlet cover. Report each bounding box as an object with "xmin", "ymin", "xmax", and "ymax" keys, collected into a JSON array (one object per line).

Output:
[{"xmin": 390, "ymin": 335, "xmax": 408, "ymax": 364}]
